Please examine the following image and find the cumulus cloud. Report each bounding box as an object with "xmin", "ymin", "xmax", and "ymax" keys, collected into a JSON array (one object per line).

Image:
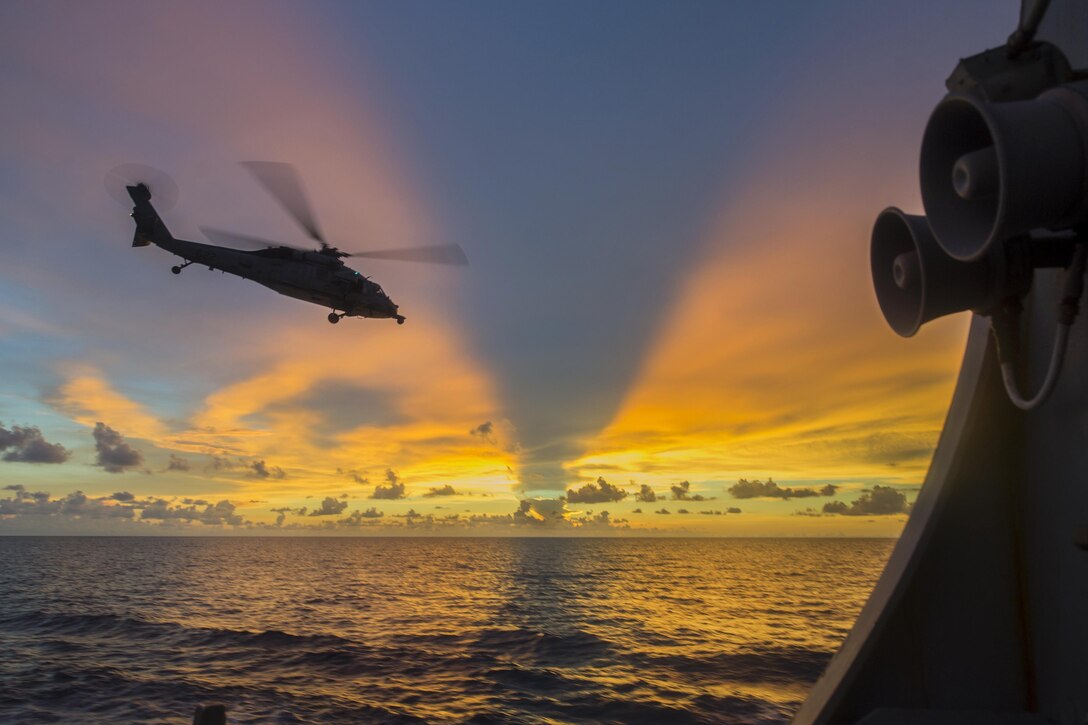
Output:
[
  {"xmin": 422, "ymin": 484, "xmax": 460, "ymax": 497},
  {"xmin": 370, "ymin": 469, "xmax": 406, "ymax": 499},
  {"xmin": 467, "ymin": 498, "xmax": 565, "ymax": 527},
  {"xmin": 4, "ymin": 486, "xmax": 224, "ymax": 523},
  {"xmin": 141, "ymin": 498, "xmax": 245, "ymax": 526},
  {"xmin": 166, "ymin": 455, "xmax": 191, "ymax": 472},
  {"xmin": 92, "ymin": 422, "xmax": 143, "ymax": 473},
  {"xmin": 270, "ymin": 506, "xmax": 306, "ymax": 525},
  {"xmin": 670, "ymin": 480, "xmax": 711, "ymax": 501},
  {"xmin": 338, "ymin": 507, "xmax": 385, "ymax": 526},
  {"xmin": 0, "ymin": 485, "xmax": 254, "ymax": 527},
  {"xmin": 822, "ymin": 485, "xmax": 911, "ymax": 516},
  {"xmin": 515, "ymin": 498, "xmax": 568, "ymax": 524},
  {"xmin": 308, "ymin": 496, "xmax": 349, "ymax": 516},
  {"xmin": 469, "ymin": 421, "xmax": 495, "ymax": 443},
  {"xmin": 250, "ymin": 460, "xmax": 286, "ymax": 479},
  {"xmin": 728, "ymin": 478, "xmax": 838, "ymax": 500},
  {"xmin": 634, "ymin": 484, "xmax": 657, "ymax": 503},
  {"xmin": 0, "ymin": 423, "xmax": 70, "ymax": 464},
  {"xmin": 327, "ymin": 497, "xmax": 632, "ymax": 532},
  {"xmin": 577, "ymin": 510, "xmax": 627, "ymax": 527},
  {"xmin": 565, "ymin": 477, "xmax": 628, "ymax": 504},
  {"xmin": 56, "ymin": 490, "xmax": 135, "ymax": 518},
  {"xmin": 465, "ymin": 498, "xmax": 626, "ymax": 529},
  {"xmin": 1, "ymin": 485, "xmax": 61, "ymax": 515},
  {"xmin": 1, "ymin": 485, "xmax": 136, "ymax": 520}
]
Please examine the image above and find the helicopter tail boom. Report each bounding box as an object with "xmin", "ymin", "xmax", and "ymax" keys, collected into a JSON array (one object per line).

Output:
[{"xmin": 127, "ymin": 183, "xmax": 174, "ymax": 248}]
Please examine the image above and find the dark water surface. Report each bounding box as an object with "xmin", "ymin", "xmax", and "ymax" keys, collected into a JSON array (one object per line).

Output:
[{"xmin": 0, "ymin": 537, "xmax": 892, "ymax": 723}]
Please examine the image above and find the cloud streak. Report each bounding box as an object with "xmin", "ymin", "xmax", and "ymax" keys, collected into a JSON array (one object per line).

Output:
[
  {"xmin": 422, "ymin": 484, "xmax": 460, "ymax": 497},
  {"xmin": 250, "ymin": 460, "xmax": 286, "ymax": 479}
]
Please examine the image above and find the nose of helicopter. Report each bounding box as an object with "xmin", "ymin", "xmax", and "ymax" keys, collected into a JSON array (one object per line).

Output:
[{"xmin": 379, "ymin": 295, "xmax": 405, "ymax": 325}]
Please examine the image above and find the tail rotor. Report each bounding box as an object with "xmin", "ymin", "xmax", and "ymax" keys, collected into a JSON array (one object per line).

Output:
[{"xmin": 104, "ymin": 163, "xmax": 179, "ymax": 211}]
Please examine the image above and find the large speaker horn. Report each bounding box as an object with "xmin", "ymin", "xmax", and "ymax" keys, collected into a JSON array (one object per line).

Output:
[
  {"xmin": 920, "ymin": 81, "xmax": 1088, "ymax": 261},
  {"xmin": 871, "ymin": 207, "xmax": 1004, "ymax": 337}
]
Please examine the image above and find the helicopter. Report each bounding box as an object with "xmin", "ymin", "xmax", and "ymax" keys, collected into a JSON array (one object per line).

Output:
[{"xmin": 112, "ymin": 162, "xmax": 468, "ymax": 324}]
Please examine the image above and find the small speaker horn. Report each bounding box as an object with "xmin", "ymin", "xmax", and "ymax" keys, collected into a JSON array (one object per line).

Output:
[
  {"xmin": 871, "ymin": 208, "xmax": 1004, "ymax": 337},
  {"xmin": 920, "ymin": 81, "xmax": 1088, "ymax": 261}
]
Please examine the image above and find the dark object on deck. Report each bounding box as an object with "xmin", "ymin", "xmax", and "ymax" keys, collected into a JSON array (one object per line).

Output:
[{"xmin": 193, "ymin": 704, "xmax": 226, "ymax": 725}]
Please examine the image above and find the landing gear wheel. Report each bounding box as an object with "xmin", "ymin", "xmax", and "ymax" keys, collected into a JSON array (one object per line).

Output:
[
  {"xmin": 396, "ymin": 316, "xmax": 405, "ymax": 325},
  {"xmin": 171, "ymin": 266, "xmax": 182, "ymax": 275},
  {"xmin": 328, "ymin": 312, "xmax": 340, "ymax": 324}
]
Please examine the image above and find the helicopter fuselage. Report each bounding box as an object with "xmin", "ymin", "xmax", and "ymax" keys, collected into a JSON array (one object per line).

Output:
[{"xmin": 156, "ymin": 237, "xmax": 402, "ymax": 321}]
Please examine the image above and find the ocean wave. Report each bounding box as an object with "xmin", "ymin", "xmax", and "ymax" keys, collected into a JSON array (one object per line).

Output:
[
  {"xmin": 0, "ymin": 537, "xmax": 890, "ymax": 723},
  {"xmin": 466, "ymin": 627, "xmax": 615, "ymax": 665},
  {"xmin": 631, "ymin": 646, "xmax": 831, "ymax": 683},
  {"xmin": 0, "ymin": 610, "xmax": 355, "ymax": 653}
]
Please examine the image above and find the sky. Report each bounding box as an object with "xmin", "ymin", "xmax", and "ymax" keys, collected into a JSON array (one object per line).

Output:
[{"xmin": 0, "ymin": 1, "xmax": 1018, "ymax": 535}]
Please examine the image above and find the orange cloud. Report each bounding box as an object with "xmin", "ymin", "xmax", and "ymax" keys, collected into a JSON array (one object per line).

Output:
[
  {"xmin": 189, "ymin": 314, "xmax": 512, "ymax": 487},
  {"xmin": 49, "ymin": 365, "xmax": 168, "ymax": 441}
]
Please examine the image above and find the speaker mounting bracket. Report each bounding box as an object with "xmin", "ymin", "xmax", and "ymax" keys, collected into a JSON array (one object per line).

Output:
[{"xmin": 946, "ymin": 41, "xmax": 1073, "ymax": 102}]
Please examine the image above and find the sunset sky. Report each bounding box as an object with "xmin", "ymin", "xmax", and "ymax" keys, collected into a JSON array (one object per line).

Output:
[{"xmin": 0, "ymin": 1, "xmax": 1014, "ymax": 535}]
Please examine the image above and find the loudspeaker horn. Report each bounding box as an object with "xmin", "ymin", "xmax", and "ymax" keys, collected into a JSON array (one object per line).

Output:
[
  {"xmin": 871, "ymin": 207, "xmax": 1003, "ymax": 337},
  {"xmin": 919, "ymin": 80, "xmax": 1088, "ymax": 261}
]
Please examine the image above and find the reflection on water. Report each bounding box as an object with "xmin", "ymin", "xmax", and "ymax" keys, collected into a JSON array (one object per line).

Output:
[{"xmin": 0, "ymin": 537, "xmax": 891, "ymax": 723}]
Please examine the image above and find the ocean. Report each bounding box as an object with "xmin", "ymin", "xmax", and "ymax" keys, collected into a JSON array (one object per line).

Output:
[{"xmin": 0, "ymin": 537, "xmax": 892, "ymax": 724}]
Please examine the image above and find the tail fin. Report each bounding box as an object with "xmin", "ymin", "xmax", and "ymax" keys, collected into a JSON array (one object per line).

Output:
[{"xmin": 127, "ymin": 183, "xmax": 173, "ymax": 247}]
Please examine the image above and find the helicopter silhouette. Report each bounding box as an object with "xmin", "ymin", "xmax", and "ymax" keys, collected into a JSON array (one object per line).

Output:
[{"xmin": 113, "ymin": 162, "xmax": 468, "ymax": 324}]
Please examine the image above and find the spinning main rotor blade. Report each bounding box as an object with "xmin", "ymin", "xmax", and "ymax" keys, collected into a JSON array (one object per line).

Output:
[
  {"xmin": 200, "ymin": 226, "xmax": 309, "ymax": 252},
  {"xmin": 203, "ymin": 226, "xmax": 469, "ymax": 265},
  {"xmin": 240, "ymin": 161, "xmax": 326, "ymax": 245},
  {"xmin": 349, "ymin": 244, "xmax": 470, "ymax": 266}
]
